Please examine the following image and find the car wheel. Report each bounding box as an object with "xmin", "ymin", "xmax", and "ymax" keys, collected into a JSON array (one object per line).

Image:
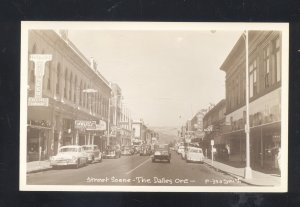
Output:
[
  {"xmin": 85, "ymin": 158, "xmax": 88, "ymax": 166},
  {"xmin": 167, "ymin": 159, "xmax": 171, "ymax": 163},
  {"xmin": 76, "ymin": 160, "xmax": 80, "ymax": 169}
]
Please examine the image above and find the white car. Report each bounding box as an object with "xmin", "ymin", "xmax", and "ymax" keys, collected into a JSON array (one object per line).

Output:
[
  {"xmin": 50, "ymin": 145, "xmax": 88, "ymax": 168},
  {"xmin": 82, "ymin": 145, "xmax": 102, "ymax": 163},
  {"xmin": 177, "ymin": 146, "xmax": 185, "ymax": 155},
  {"xmin": 186, "ymin": 147, "xmax": 204, "ymax": 163}
]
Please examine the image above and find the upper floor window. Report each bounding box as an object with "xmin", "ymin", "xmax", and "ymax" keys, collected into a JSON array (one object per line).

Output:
[
  {"xmin": 74, "ymin": 76, "xmax": 77, "ymax": 103},
  {"xmin": 274, "ymin": 37, "xmax": 281, "ymax": 83},
  {"xmin": 69, "ymin": 72, "xmax": 73, "ymax": 101},
  {"xmin": 264, "ymin": 45, "xmax": 270, "ymax": 88},
  {"xmin": 56, "ymin": 64, "xmax": 61, "ymax": 95},
  {"xmin": 249, "ymin": 59, "xmax": 257, "ymax": 98},
  {"xmin": 64, "ymin": 69, "xmax": 68, "ymax": 99},
  {"xmin": 79, "ymin": 81, "xmax": 82, "ymax": 106}
]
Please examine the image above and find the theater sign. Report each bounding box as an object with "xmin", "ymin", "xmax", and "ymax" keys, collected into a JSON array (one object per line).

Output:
[{"xmin": 28, "ymin": 54, "xmax": 52, "ymax": 107}]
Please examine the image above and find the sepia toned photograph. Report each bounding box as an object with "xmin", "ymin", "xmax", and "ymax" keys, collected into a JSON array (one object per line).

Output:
[{"xmin": 19, "ymin": 22, "xmax": 289, "ymax": 192}]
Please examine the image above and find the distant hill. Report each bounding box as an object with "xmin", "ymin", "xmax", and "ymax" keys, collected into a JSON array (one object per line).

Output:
[{"xmin": 150, "ymin": 126, "xmax": 180, "ymax": 144}]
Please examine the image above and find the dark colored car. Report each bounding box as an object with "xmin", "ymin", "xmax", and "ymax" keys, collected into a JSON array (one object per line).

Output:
[
  {"xmin": 151, "ymin": 144, "xmax": 171, "ymax": 163},
  {"xmin": 140, "ymin": 145, "xmax": 152, "ymax": 156},
  {"xmin": 103, "ymin": 145, "xmax": 121, "ymax": 159}
]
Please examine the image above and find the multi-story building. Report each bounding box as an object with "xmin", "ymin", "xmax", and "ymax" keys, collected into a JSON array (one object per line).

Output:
[
  {"xmin": 27, "ymin": 30, "xmax": 111, "ymax": 161},
  {"xmin": 220, "ymin": 31, "xmax": 282, "ymax": 171},
  {"xmin": 131, "ymin": 120, "xmax": 147, "ymax": 145},
  {"xmin": 119, "ymin": 103, "xmax": 132, "ymax": 146},
  {"xmin": 109, "ymin": 83, "xmax": 132, "ymax": 146},
  {"xmin": 189, "ymin": 109, "xmax": 206, "ymax": 141},
  {"xmin": 202, "ymin": 99, "xmax": 228, "ymax": 152}
]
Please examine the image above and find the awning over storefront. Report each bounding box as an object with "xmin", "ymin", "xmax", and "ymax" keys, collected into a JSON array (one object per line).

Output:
[{"xmin": 28, "ymin": 106, "xmax": 51, "ymax": 122}]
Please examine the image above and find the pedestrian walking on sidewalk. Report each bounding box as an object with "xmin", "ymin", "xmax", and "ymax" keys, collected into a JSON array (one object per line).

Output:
[{"xmin": 276, "ymin": 147, "xmax": 281, "ymax": 174}]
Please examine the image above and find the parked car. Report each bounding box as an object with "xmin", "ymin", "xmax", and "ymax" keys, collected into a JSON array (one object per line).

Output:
[
  {"xmin": 140, "ymin": 145, "xmax": 152, "ymax": 156},
  {"xmin": 121, "ymin": 145, "xmax": 134, "ymax": 156},
  {"xmin": 50, "ymin": 145, "xmax": 88, "ymax": 168},
  {"xmin": 103, "ymin": 145, "xmax": 121, "ymax": 159},
  {"xmin": 133, "ymin": 145, "xmax": 141, "ymax": 154},
  {"xmin": 151, "ymin": 144, "xmax": 171, "ymax": 163},
  {"xmin": 177, "ymin": 145, "xmax": 185, "ymax": 155},
  {"xmin": 186, "ymin": 147, "xmax": 204, "ymax": 163},
  {"xmin": 82, "ymin": 145, "xmax": 102, "ymax": 163}
]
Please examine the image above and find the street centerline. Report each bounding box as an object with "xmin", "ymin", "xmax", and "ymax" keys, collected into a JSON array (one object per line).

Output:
[{"xmin": 125, "ymin": 158, "xmax": 150, "ymax": 175}]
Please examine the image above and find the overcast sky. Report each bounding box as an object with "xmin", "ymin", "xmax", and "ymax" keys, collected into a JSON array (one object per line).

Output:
[{"xmin": 68, "ymin": 30, "xmax": 242, "ymax": 127}]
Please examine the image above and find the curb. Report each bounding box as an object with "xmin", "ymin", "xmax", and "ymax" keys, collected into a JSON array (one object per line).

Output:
[
  {"xmin": 27, "ymin": 167, "xmax": 53, "ymax": 174},
  {"xmin": 203, "ymin": 161, "xmax": 272, "ymax": 186}
]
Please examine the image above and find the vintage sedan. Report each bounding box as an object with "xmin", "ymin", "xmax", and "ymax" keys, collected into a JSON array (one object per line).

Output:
[
  {"xmin": 140, "ymin": 145, "xmax": 152, "ymax": 156},
  {"xmin": 121, "ymin": 145, "xmax": 134, "ymax": 156},
  {"xmin": 177, "ymin": 145, "xmax": 185, "ymax": 155},
  {"xmin": 151, "ymin": 144, "xmax": 171, "ymax": 163},
  {"xmin": 82, "ymin": 145, "xmax": 102, "ymax": 163},
  {"xmin": 186, "ymin": 147, "xmax": 204, "ymax": 163},
  {"xmin": 50, "ymin": 145, "xmax": 88, "ymax": 168},
  {"xmin": 103, "ymin": 145, "xmax": 121, "ymax": 159}
]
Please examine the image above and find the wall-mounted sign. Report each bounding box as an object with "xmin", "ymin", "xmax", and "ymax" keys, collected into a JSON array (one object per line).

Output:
[
  {"xmin": 75, "ymin": 120, "xmax": 97, "ymax": 130},
  {"xmin": 28, "ymin": 54, "xmax": 52, "ymax": 107}
]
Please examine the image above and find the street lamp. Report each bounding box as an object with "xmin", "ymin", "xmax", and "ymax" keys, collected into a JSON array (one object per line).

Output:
[
  {"xmin": 243, "ymin": 30, "xmax": 253, "ymax": 179},
  {"xmin": 210, "ymin": 30, "xmax": 252, "ymax": 179}
]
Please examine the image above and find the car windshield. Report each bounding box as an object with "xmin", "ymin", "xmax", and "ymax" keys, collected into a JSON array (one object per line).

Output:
[
  {"xmin": 122, "ymin": 146, "xmax": 131, "ymax": 150},
  {"xmin": 83, "ymin": 146, "xmax": 93, "ymax": 150},
  {"xmin": 59, "ymin": 147, "xmax": 78, "ymax": 153},
  {"xmin": 189, "ymin": 148, "xmax": 202, "ymax": 153},
  {"xmin": 155, "ymin": 144, "xmax": 168, "ymax": 150}
]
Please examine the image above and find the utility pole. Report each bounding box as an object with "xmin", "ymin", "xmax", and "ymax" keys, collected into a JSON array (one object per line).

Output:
[{"xmin": 244, "ymin": 30, "xmax": 253, "ymax": 179}]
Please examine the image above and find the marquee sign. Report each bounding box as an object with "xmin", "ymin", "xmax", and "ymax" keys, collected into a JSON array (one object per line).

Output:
[{"xmin": 28, "ymin": 54, "xmax": 52, "ymax": 107}]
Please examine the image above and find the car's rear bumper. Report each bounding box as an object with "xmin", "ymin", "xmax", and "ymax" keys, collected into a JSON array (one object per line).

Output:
[
  {"xmin": 153, "ymin": 155, "xmax": 170, "ymax": 160},
  {"xmin": 50, "ymin": 160, "xmax": 77, "ymax": 166}
]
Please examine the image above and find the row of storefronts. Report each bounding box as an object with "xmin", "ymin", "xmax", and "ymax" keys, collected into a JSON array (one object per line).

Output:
[
  {"xmin": 26, "ymin": 30, "xmax": 131, "ymax": 162},
  {"xmin": 181, "ymin": 31, "xmax": 282, "ymax": 173}
]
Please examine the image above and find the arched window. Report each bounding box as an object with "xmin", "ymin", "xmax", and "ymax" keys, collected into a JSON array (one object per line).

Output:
[
  {"xmin": 56, "ymin": 63, "xmax": 61, "ymax": 95},
  {"xmin": 64, "ymin": 69, "xmax": 68, "ymax": 99},
  {"xmin": 83, "ymin": 83, "xmax": 86, "ymax": 108},
  {"xmin": 86, "ymin": 84, "xmax": 90, "ymax": 109},
  {"xmin": 69, "ymin": 72, "xmax": 73, "ymax": 101},
  {"xmin": 79, "ymin": 80, "xmax": 82, "ymax": 106},
  {"xmin": 74, "ymin": 76, "xmax": 77, "ymax": 103}
]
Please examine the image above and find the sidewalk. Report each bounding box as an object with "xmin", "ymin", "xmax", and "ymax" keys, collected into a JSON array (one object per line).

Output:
[
  {"xmin": 27, "ymin": 160, "xmax": 52, "ymax": 174},
  {"xmin": 203, "ymin": 158, "xmax": 281, "ymax": 186}
]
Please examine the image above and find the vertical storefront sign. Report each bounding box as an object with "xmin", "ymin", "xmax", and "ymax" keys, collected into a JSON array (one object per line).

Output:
[{"xmin": 28, "ymin": 54, "xmax": 52, "ymax": 106}]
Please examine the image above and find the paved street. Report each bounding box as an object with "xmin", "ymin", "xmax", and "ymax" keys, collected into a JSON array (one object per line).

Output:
[{"xmin": 27, "ymin": 151, "xmax": 246, "ymax": 186}]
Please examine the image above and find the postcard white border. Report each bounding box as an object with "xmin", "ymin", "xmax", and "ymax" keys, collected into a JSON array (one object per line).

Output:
[{"xmin": 20, "ymin": 21, "xmax": 289, "ymax": 192}]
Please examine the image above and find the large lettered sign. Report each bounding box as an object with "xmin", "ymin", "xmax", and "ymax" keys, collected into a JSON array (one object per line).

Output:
[{"xmin": 28, "ymin": 54, "xmax": 52, "ymax": 106}]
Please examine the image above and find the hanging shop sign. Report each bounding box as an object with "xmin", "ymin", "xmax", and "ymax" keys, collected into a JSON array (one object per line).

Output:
[
  {"xmin": 28, "ymin": 54, "xmax": 52, "ymax": 107},
  {"xmin": 204, "ymin": 125, "xmax": 213, "ymax": 132},
  {"xmin": 97, "ymin": 120, "xmax": 107, "ymax": 131}
]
